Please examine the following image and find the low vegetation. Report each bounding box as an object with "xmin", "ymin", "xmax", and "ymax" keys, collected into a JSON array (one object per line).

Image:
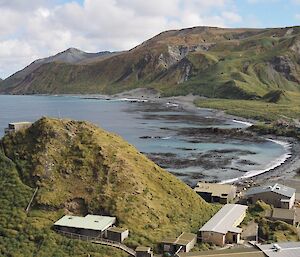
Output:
[
  {"xmin": 195, "ymin": 91, "xmax": 300, "ymax": 122},
  {"xmin": 0, "ymin": 148, "xmax": 128, "ymax": 257},
  {"xmin": 244, "ymin": 201, "xmax": 299, "ymax": 243},
  {"xmin": 1, "ymin": 27, "xmax": 299, "ymax": 104},
  {"xmin": 0, "ymin": 117, "xmax": 216, "ymax": 256}
]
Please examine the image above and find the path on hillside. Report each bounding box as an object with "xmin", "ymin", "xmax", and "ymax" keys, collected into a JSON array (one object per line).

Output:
[{"xmin": 56, "ymin": 230, "xmax": 136, "ymax": 256}]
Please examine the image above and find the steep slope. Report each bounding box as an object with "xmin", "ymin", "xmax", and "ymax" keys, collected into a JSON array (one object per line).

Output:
[
  {"xmin": 1, "ymin": 117, "xmax": 214, "ymax": 248},
  {"xmin": 0, "ymin": 150, "xmax": 128, "ymax": 256},
  {"xmin": 0, "ymin": 48, "xmax": 115, "ymax": 92},
  {"xmin": 0, "ymin": 26, "xmax": 299, "ymax": 99}
]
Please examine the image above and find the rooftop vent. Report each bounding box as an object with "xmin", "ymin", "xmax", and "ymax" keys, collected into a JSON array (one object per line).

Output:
[{"xmin": 275, "ymin": 186, "xmax": 281, "ymax": 190}]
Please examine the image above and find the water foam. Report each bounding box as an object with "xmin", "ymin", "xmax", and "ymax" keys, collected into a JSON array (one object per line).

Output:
[
  {"xmin": 220, "ymin": 138, "xmax": 292, "ymax": 184},
  {"xmin": 232, "ymin": 119, "xmax": 253, "ymax": 127}
]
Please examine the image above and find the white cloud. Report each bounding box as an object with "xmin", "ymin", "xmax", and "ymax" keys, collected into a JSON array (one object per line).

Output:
[
  {"xmin": 0, "ymin": 0, "xmax": 241, "ymax": 78},
  {"xmin": 222, "ymin": 11, "xmax": 242, "ymax": 23}
]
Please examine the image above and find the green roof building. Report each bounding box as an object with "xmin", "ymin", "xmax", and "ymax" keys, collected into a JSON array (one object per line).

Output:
[{"xmin": 54, "ymin": 214, "xmax": 116, "ymax": 238}]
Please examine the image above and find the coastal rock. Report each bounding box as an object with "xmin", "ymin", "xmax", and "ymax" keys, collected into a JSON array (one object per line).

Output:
[{"xmin": 270, "ymin": 56, "xmax": 299, "ymax": 82}]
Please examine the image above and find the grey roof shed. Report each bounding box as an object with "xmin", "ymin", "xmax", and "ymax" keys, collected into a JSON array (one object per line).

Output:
[
  {"xmin": 199, "ymin": 204, "xmax": 248, "ymax": 234},
  {"xmin": 245, "ymin": 183, "xmax": 295, "ymax": 198}
]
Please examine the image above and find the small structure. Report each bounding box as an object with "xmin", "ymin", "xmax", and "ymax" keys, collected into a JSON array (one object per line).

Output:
[
  {"xmin": 194, "ymin": 182, "xmax": 236, "ymax": 204},
  {"xmin": 257, "ymin": 241, "xmax": 300, "ymax": 257},
  {"xmin": 136, "ymin": 246, "xmax": 153, "ymax": 257},
  {"xmin": 266, "ymin": 208, "xmax": 296, "ymax": 225},
  {"xmin": 5, "ymin": 122, "xmax": 32, "ymax": 134},
  {"xmin": 199, "ymin": 204, "xmax": 248, "ymax": 246},
  {"xmin": 161, "ymin": 232, "xmax": 197, "ymax": 254},
  {"xmin": 54, "ymin": 214, "xmax": 116, "ymax": 238},
  {"xmin": 106, "ymin": 227, "xmax": 129, "ymax": 242},
  {"xmin": 245, "ymin": 183, "xmax": 296, "ymax": 209},
  {"xmin": 177, "ymin": 247, "xmax": 265, "ymax": 257}
]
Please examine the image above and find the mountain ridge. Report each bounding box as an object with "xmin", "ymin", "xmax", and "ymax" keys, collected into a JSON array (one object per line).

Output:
[{"xmin": 0, "ymin": 26, "xmax": 299, "ymax": 100}]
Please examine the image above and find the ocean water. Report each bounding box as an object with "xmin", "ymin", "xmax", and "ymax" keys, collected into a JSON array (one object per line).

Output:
[{"xmin": 0, "ymin": 95, "xmax": 289, "ymax": 184}]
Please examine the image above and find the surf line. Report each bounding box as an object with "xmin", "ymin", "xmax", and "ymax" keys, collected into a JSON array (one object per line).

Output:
[
  {"xmin": 220, "ymin": 138, "xmax": 292, "ymax": 184},
  {"xmin": 232, "ymin": 119, "xmax": 253, "ymax": 127}
]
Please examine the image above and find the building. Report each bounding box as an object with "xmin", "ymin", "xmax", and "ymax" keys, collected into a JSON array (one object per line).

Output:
[
  {"xmin": 53, "ymin": 214, "xmax": 116, "ymax": 238},
  {"xmin": 265, "ymin": 208, "xmax": 296, "ymax": 225},
  {"xmin": 194, "ymin": 182, "xmax": 236, "ymax": 204},
  {"xmin": 257, "ymin": 242, "xmax": 300, "ymax": 257},
  {"xmin": 136, "ymin": 246, "xmax": 153, "ymax": 257},
  {"xmin": 177, "ymin": 247, "xmax": 265, "ymax": 257},
  {"xmin": 245, "ymin": 183, "xmax": 296, "ymax": 209},
  {"xmin": 161, "ymin": 232, "xmax": 197, "ymax": 254},
  {"xmin": 106, "ymin": 227, "xmax": 129, "ymax": 242},
  {"xmin": 5, "ymin": 122, "xmax": 32, "ymax": 134},
  {"xmin": 178, "ymin": 242, "xmax": 300, "ymax": 257},
  {"xmin": 199, "ymin": 204, "xmax": 248, "ymax": 246}
]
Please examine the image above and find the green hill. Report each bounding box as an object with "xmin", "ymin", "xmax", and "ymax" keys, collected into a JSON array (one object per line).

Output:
[
  {"xmin": 0, "ymin": 117, "xmax": 214, "ymax": 256},
  {"xmin": 1, "ymin": 26, "xmax": 299, "ymax": 101}
]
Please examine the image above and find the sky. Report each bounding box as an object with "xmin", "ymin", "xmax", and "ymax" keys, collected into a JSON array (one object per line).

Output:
[{"xmin": 0, "ymin": 0, "xmax": 299, "ymax": 78}]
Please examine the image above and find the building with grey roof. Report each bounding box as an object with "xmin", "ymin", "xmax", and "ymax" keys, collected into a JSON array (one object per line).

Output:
[
  {"xmin": 257, "ymin": 242, "xmax": 300, "ymax": 257},
  {"xmin": 5, "ymin": 121, "xmax": 32, "ymax": 134},
  {"xmin": 194, "ymin": 182, "xmax": 237, "ymax": 204},
  {"xmin": 245, "ymin": 183, "xmax": 296, "ymax": 209},
  {"xmin": 54, "ymin": 214, "xmax": 116, "ymax": 238},
  {"xmin": 199, "ymin": 204, "xmax": 248, "ymax": 246},
  {"xmin": 161, "ymin": 232, "xmax": 197, "ymax": 254},
  {"xmin": 265, "ymin": 208, "xmax": 297, "ymax": 225},
  {"xmin": 136, "ymin": 246, "xmax": 153, "ymax": 257},
  {"xmin": 107, "ymin": 227, "xmax": 129, "ymax": 242}
]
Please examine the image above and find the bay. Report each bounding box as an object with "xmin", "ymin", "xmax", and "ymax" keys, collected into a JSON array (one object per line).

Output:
[{"xmin": 0, "ymin": 95, "xmax": 288, "ymax": 185}]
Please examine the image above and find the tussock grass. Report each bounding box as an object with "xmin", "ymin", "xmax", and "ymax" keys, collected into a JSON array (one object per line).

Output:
[{"xmin": 0, "ymin": 117, "xmax": 216, "ymax": 255}]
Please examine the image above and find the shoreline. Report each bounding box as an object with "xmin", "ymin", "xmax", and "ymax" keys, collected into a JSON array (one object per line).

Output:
[
  {"xmin": 109, "ymin": 89, "xmax": 300, "ymax": 186},
  {"xmin": 2, "ymin": 91, "xmax": 299, "ymax": 187}
]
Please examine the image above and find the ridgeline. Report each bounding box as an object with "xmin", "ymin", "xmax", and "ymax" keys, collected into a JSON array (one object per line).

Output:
[{"xmin": 1, "ymin": 26, "xmax": 299, "ymax": 100}]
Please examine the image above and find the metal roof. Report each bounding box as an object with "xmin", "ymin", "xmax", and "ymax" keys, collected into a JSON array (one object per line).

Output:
[
  {"xmin": 54, "ymin": 214, "xmax": 116, "ymax": 231},
  {"xmin": 245, "ymin": 183, "xmax": 295, "ymax": 198},
  {"xmin": 199, "ymin": 204, "xmax": 248, "ymax": 234},
  {"xmin": 107, "ymin": 227, "xmax": 128, "ymax": 233},
  {"xmin": 136, "ymin": 246, "xmax": 152, "ymax": 252},
  {"xmin": 257, "ymin": 242, "xmax": 300, "ymax": 257},
  {"xmin": 162, "ymin": 233, "xmax": 197, "ymax": 246},
  {"xmin": 194, "ymin": 182, "xmax": 236, "ymax": 197},
  {"xmin": 177, "ymin": 247, "xmax": 265, "ymax": 257},
  {"xmin": 271, "ymin": 208, "xmax": 295, "ymax": 221},
  {"xmin": 9, "ymin": 122, "xmax": 32, "ymax": 125}
]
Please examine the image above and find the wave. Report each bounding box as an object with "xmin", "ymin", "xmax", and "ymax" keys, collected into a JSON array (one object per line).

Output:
[
  {"xmin": 166, "ymin": 102, "xmax": 179, "ymax": 107},
  {"xmin": 161, "ymin": 136, "xmax": 172, "ymax": 140},
  {"xmin": 220, "ymin": 138, "xmax": 292, "ymax": 184},
  {"xmin": 116, "ymin": 98, "xmax": 148, "ymax": 103},
  {"xmin": 232, "ymin": 119, "xmax": 253, "ymax": 127}
]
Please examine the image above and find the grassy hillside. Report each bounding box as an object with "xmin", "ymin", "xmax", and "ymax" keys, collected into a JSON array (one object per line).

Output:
[
  {"xmin": 0, "ymin": 148, "xmax": 128, "ymax": 257},
  {"xmin": 1, "ymin": 26, "xmax": 299, "ymax": 101},
  {"xmin": 0, "ymin": 117, "xmax": 215, "ymax": 255},
  {"xmin": 195, "ymin": 90, "xmax": 300, "ymax": 121}
]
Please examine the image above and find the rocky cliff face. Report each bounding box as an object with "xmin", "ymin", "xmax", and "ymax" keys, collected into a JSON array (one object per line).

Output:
[
  {"xmin": 270, "ymin": 55, "xmax": 299, "ymax": 83},
  {"xmin": 1, "ymin": 26, "xmax": 299, "ymax": 99}
]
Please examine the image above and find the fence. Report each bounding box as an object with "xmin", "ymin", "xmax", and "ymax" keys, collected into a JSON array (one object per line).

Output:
[{"xmin": 55, "ymin": 229, "xmax": 136, "ymax": 256}]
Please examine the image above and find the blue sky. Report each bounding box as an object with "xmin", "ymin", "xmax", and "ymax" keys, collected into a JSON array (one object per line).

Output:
[
  {"xmin": 236, "ymin": 0, "xmax": 300, "ymax": 28},
  {"xmin": 0, "ymin": 0, "xmax": 299, "ymax": 78}
]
